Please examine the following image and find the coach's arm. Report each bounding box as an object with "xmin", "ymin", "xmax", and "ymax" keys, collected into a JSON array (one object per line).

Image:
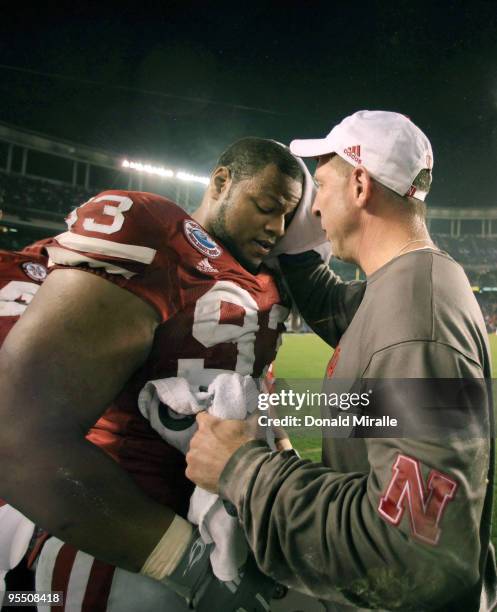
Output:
[
  {"xmin": 0, "ymin": 268, "xmax": 176, "ymax": 571},
  {"xmin": 187, "ymin": 344, "xmax": 487, "ymax": 610},
  {"xmin": 279, "ymin": 251, "xmax": 365, "ymax": 347}
]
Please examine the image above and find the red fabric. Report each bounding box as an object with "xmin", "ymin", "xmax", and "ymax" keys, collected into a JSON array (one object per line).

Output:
[
  {"xmin": 51, "ymin": 544, "xmax": 78, "ymax": 612},
  {"xmin": 82, "ymin": 559, "xmax": 116, "ymax": 612},
  {"xmin": 49, "ymin": 191, "xmax": 289, "ymax": 513}
]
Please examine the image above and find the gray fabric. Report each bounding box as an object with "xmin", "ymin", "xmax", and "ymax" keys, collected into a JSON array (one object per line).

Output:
[
  {"xmin": 279, "ymin": 251, "xmax": 365, "ymax": 347},
  {"xmin": 220, "ymin": 249, "xmax": 496, "ymax": 611}
]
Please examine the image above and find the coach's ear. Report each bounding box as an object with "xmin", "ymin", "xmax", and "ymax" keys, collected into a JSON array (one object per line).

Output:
[
  {"xmin": 349, "ymin": 165, "xmax": 373, "ymax": 210},
  {"xmin": 209, "ymin": 166, "xmax": 232, "ymax": 201}
]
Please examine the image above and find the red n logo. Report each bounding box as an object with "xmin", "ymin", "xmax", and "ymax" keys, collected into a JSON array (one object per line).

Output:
[{"xmin": 378, "ymin": 454, "xmax": 458, "ymax": 546}]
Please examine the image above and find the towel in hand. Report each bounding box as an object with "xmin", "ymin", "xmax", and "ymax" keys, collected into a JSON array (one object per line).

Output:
[{"xmin": 138, "ymin": 372, "xmax": 259, "ymax": 581}]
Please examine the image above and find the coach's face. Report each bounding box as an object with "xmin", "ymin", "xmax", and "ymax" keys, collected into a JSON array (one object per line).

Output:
[
  {"xmin": 209, "ymin": 163, "xmax": 302, "ymax": 273},
  {"xmin": 312, "ymin": 154, "xmax": 358, "ymax": 262}
]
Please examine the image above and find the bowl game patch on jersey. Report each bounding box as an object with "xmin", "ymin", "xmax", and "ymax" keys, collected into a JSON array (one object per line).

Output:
[
  {"xmin": 183, "ymin": 220, "xmax": 223, "ymax": 258},
  {"xmin": 22, "ymin": 261, "xmax": 47, "ymax": 282}
]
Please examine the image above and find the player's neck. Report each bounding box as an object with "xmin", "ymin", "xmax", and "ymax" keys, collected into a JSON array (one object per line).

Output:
[{"xmin": 190, "ymin": 207, "xmax": 208, "ymax": 228}]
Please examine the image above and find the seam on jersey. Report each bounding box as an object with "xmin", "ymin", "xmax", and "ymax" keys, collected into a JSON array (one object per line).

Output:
[
  {"xmin": 47, "ymin": 246, "xmax": 136, "ymax": 278},
  {"xmin": 48, "ymin": 264, "xmax": 168, "ymax": 323},
  {"xmin": 361, "ymin": 339, "xmax": 484, "ymax": 377},
  {"xmin": 430, "ymin": 253, "xmax": 435, "ymax": 341}
]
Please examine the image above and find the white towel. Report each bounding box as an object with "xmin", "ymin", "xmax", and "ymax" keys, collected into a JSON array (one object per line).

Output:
[
  {"xmin": 138, "ymin": 373, "xmax": 259, "ymax": 581},
  {"xmin": 0, "ymin": 503, "xmax": 35, "ymax": 590},
  {"xmin": 269, "ymin": 149, "xmax": 327, "ymax": 256}
]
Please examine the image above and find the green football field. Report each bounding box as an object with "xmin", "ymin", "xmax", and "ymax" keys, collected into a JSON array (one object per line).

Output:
[
  {"xmin": 274, "ymin": 332, "xmax": 497, "ymax": 542},
  {"xmin": 275, "ymin": 332, "xmax": 497, "ymax": 458},
  {"xmin": 274, "ymin": 331, "xmax": 497, "ymax": 382}
]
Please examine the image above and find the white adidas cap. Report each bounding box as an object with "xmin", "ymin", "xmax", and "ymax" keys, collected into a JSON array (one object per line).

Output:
[{"xmin": 290, "ymin": 110, "xmax": 434, "ymax": 201}]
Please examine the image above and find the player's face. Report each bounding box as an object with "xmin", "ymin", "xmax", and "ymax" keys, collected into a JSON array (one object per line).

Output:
[
  {"xmin": 210, "ymin": 163, "xmax": 302, "ymax": 273},
  {"xmin": 312, "ymin": 155, "xmax": 358, "ymax": 262}
]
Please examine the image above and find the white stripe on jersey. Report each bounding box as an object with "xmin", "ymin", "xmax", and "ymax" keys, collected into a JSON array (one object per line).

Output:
[
  {"xmin": 55, "ymin": 231, "xmax": 156, "ymax": 264},
  {"xmin": 0, "ymin": 504, "xmax": 34, "ymax": 572},
  {"xmin": 35, "ymin": 537, "xmax": 65, "ymax": 612},
  {"xmin": 0, "ymin": 281, "xmax": 40, "ymax": 316},
  {"xmin": 65, "ymin": 549, "xmax": 94, "ymax": 610},
  {"xmin": 34, "ymin": 537, "xmax": 191, "ymax": 611},
  {"xmin": 47, "ymin": 246, "xmax": 137, "ymax": 279}
]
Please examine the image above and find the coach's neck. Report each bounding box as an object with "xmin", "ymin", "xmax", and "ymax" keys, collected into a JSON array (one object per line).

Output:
[{"xmin": 352, "ymin": 191, "xmax": 432, "ymax": 277}]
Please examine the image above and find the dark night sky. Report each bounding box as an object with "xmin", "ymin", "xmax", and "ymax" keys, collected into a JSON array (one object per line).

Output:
[{"xmin": 1, "ymin": 1, "xmax": 497, "ymax": 208}]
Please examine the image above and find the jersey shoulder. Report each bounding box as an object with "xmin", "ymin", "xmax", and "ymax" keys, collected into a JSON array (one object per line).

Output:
[
  {"xmin": 63, "ymin": 189, "xmax": 186, "ymax": 248},
  {"xmin": 20, "ymin": 238, "xmax": 52, "ymax": 259},
  {"xmin": 50, "ymin": 190, "xmax": 188, "ymax": 272}
]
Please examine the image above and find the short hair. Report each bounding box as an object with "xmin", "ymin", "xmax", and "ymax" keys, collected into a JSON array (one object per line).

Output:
[
  {"xmin": 375, "ymin": 168, "xmax": 431, "ymax": 218},
  {"xmin": 407, "ymin": 169, "xmax": 432, "ymax": 216},
  {"xmin": 215, "ymin": 137, "xmax": 303, "ymax": 183}
]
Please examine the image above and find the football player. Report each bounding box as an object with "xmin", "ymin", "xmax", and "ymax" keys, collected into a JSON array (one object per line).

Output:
[{"xmin": 0, "ymin": 138, "xmax": 331, "ymax": 610}]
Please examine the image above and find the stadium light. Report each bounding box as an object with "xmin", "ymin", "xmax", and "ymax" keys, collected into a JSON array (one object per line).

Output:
[
  {"xmin": 122, "ymin": 159, "xmax": 209, "ymax": 185},
  {"xmin": 122, "ymin": 159, "xmax": 174, "ymax": 178},
  {"xmin": 176, "ymin": 171, "xmax": 210, "ymax": 186}
]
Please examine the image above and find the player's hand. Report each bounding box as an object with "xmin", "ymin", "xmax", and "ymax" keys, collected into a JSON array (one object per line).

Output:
[
  {"xmin": 195, "ymin": 553, "xmax": 275, "ymax": 612},
  {"xmin": 186, "ymin": 413, "xmax": 253, "ymax": 493}
]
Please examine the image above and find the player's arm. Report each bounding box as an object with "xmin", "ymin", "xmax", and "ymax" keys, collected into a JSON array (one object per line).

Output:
[
  {"xmin": 0, "ymin": 264, "xmax": 278, "ymax": 610},
  {"xmin": 0, "ymin": 268, "xmax": 175, "ymax": 571},
  {"xmin": 204, "ymin": 344, "xmax": 489, "ymax": 609},
  {"xmin": 279, "ymin": 250, "xmax": 365, "ymax": 347}
]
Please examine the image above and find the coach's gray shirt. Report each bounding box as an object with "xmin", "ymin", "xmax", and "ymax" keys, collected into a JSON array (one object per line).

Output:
[{"xmin": 219, "ymin": 248, "xmax": 496, "ymax": 611}]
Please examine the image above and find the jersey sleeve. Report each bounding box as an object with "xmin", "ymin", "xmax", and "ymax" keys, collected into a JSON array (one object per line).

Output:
[
  {"xmin": 279, "ymin": 251, "xmax": 366, "ymax": 347},
  {"xmin": 47, "ymin": 190, "xmax": 184, "ymax": 321},
  {"xmin": 218, "ymin": 343, "xmax": 492, "ymax": 609}
]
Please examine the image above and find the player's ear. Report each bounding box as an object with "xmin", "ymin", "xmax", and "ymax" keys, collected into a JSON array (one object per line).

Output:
[
  {"xmin": 209, "ymin": 166, "xmax": 232, "ymax": 201},
  {"xmin": 350, "ymin": 166, "xmax": 372, "ymax": 209}
]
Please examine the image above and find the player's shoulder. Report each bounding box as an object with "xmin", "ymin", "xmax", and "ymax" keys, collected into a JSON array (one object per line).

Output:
[
  {"xmin": 81, "ymin": 189, "xmax": 187, "ymax": 225},
  {"xmin": 20, "ymin": 238, "xmax": 52, "ymax": 260},
  {"xmin": 55, "ymin": 189, "xmax": 189, "ymax": 256}
]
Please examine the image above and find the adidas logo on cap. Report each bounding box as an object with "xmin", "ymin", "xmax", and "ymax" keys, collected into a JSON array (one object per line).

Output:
[{"xmin": 344, "ymin": 145, "xmax": 362, "ymax": 164}]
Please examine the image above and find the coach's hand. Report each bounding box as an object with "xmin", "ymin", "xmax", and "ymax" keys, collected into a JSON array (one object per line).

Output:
[{"xmin": 186, "ymin": 413, "xmax": 253, "ymax": 493}]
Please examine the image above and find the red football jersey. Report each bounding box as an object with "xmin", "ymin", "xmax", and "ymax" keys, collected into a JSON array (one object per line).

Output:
[
  {"xmin": 0, "ymin": 242, "xmax": 49, "ymax": 344},
  {"xmin": 49, "ymin": 191, "xmax": 289, "ymax": 516}
]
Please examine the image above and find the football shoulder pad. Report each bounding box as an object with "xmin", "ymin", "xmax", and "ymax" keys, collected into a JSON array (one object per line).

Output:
[{"xmin": 48, "ymin": 190, "xmax": 186, "ymax": 278}]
